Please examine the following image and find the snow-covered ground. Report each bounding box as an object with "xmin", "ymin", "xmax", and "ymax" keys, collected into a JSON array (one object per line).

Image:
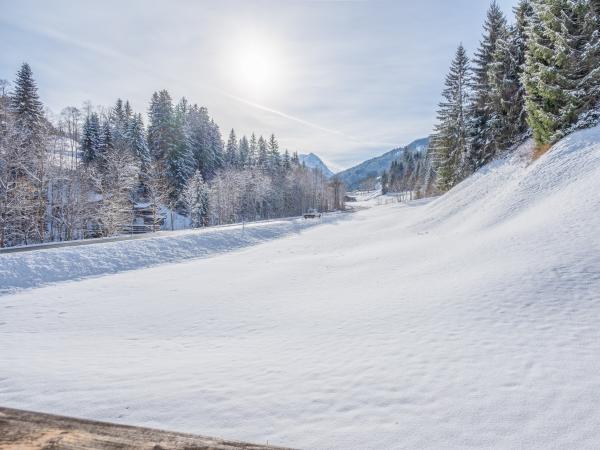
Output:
[{"xmin": 1, "ymin": 127, "xmax": 600, "ymax": 449}]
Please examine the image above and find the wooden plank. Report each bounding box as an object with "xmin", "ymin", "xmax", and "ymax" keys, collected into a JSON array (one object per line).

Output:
[{"xmin": 0, "ymin": 407, "xmax": 294, "ymax": 450}]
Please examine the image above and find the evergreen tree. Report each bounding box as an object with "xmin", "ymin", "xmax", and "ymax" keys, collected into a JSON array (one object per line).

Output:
[
  {"xmin": 10, "ymin": 63, "xmax": 45, "ymax": 149},
  {"xmin": 181, "ymin": 170, "xmax": 209, "ymax": 228},
  {"xmin": 98, "ymin": 120, "xmax": 114, "ymax": 164},
  {"xmin": 209, "ymin": 119, "xmax": 224, "ymax": 172},
  {"xmin": 110, "ymin": 98, "xmax": 128, "ymax": 147},
  {"xmin": 574, "ymin": 0, "xmax": 600, "ymax": 127},
  {"xmin": 248, "ymin": 133, "xmax": 258, "ymax": 165},
  {"xmin": 124, "ymin": 100, "xmax": 133, "ymax": 124},
  {"xmin": 238, "ymin": 136, "xmax": 250, "ymax": 168},
  {"xmin": 469, "ymin": 1, "xmax": 508, "ymax": 170},
  {"xmin": 81, "ymin": 112, "xmax": 101, "ymax": 164},
  {"xmin": 523, "ymin": 0, "xmax": 585, "ymax": 144},
  {"xmin": 268, "ymin": 134, "xmax": 281, "ymax": 169},
  {"xmin": 486, "ymin": 1, "xmax": 532, "ymax": 154},
  {"xmin": 168, "ymin": 98, "xmax": 195, "ymax": 194},
  {"xmin": 432, "ymin": 44, "xmax": 471, "ymax": 191},
  {"xmin": 258, "ymin": 135, "xmax": 268, "ymax": 168},
  {"xmin": 147, "ymin": 90, "xmax": 177, "ymax": 161},
  {"xmin": 127, "ymin": 113, "xmax": 150, "ymax": 167},
  {"xmin": 225, "ymin": 129, "xmax": 238, "ymax": 167}
]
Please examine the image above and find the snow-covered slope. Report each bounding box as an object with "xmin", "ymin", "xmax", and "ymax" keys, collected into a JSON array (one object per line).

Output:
[
  {"xmin": 0, "ymin": 215, "xmax": 345, "ymax": 294},
  {"xmin": 337, "ymin": 137, "xmax": 429, "ymax": 189},
  {"xmin": 298, "ymin": 152, "xmax": 334, "ymax": 177},
  {"xmin": 1, "ymin": 127, "xmax": 600, "ymax": 449}
]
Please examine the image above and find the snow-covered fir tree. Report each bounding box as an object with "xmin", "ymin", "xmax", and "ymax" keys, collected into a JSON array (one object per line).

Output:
[
  {"xmin": 485, "ymin": 1, "xmax": 532, "ymax": 154},
  {"xmin": 238, "ymin": 135, "xmax": 250, "ymax": 168},
  {"xmin": 523, "ymin": 0, "xmax": 586, "ymax": 144},
  {"xmin": 81, "ymin": 112, "xmax": 101, "ymax": 165},
  {"xmin": 432, "ymin": 44, "xmax": 472, "ymax": 191},
  {"xmin": 225, "ymin": 129, "xmax": 238, "ymax": 168},
  {"xmin": 468, "ymin": 1, "xmax": 508, "ymax": 170},
  {"xmin": 10, "ymin": 63, "xmax": 45, "ymax": 148},
  {"xmin": 180, "ymin": 170, "xmax": 209, "ymax": 228}
]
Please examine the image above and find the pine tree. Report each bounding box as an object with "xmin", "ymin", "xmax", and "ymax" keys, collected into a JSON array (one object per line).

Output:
[
  {"xmin": 147, "ymin": 90, "xmax": 177, "ymax": 161},
  {"xmin": 127, "ymin": 113, "xmax": 150, "ymax": 167},
  {"xmin": 574, "ymin": 0, "xmax": 600, "ymax": 127},
  {"xmin": 258, "ymin": 135, "xmax": 268, "ymax": 168},
  {"xmin": 98, "ymin": 120, "xmax": 114, "ymax": 165},
  {"xmin": 523, "ymin": 0, "xmax": 586, "ymax": 144},
  {"xmin": 110, "ymin": 98, "xmax": 128, "ymax": 147},
  {"xmin": 225, "ymin": 129, "xmax": 238, "ymax": 167},
  {"xmin": 486, "ymin": 1, "xmax": 532, "ymax": 154},
  {"xmin": 469, "ymin": 1, "xmax": 508, "ymax": 170},
  {"xmin": 81, "ymin": 112, "xmax": 101, "ymax": 164},
  {"xmin": 238, "ymin": 136, "xmax": 250, "ymax": 168},
  {"xmin": 10, "ymin": 63, "xmax": 45, "ymax": 146},
  {"xmin": 248, "ymin": 133, "xmax": 258, "ymax": 166},
  {"xmin": 268, "ymin": 134, "xmax": 281, "ymax": 170},
  {"xmin": 432, "ymin": 44, "xmax": 471, "ymax": 191},
  {"xmin": 209, "ymin": 119, "xmax": 224, "ymax": 173},
  {"xmin": 181, "ymin": 170, "xmax": 209, "ymax": 228}
]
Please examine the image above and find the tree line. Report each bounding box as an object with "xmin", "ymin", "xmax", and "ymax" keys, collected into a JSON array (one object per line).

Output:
[
  {"xmin": 385, "ymin": 0, "xmax": 600, "ymax": 195},
  {"xmin": 0, "ymin": 65, "xmax": 344, "ymax": 248}
]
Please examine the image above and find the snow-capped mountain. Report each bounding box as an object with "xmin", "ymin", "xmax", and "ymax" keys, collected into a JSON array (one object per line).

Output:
[
  {"xmin": 337, "ymin": 137, "xmax": 429, "ymax": 190},
  {"xmin": 299, "ymin": 153, "xmax": 335, "ymax": 178}
]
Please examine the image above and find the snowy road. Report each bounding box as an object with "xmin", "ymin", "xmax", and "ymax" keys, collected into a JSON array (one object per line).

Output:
[{"xmin": 2, "ymin": 128, "xmax": 600, "ymax": 449}]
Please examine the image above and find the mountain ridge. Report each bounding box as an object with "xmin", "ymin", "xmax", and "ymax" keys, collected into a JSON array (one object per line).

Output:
[
  {"xmin": 336, "ymin": 137, "xmax": 429, "ymax": 190},
  {"xmin": 299, "ymin": 153, "xmax": 335, "ymax": 178}
]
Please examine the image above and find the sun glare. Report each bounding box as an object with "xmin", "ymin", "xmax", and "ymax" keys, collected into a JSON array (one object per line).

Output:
[{"xmin": 228, "ymin": 37, "xmax": 284, "ymax": 98}]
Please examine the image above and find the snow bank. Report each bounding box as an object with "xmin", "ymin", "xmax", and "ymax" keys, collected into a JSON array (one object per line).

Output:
[
  {"xmin": 0, "ymin": 214, "xmax": 347, "ymax": 294},
  {"xmin": 418, "ymin": 126, "xmax": 600, "ymax": 234},
  {"xmin": 1, "ymin": 127, "xmax": 600, "ymax": 449}
]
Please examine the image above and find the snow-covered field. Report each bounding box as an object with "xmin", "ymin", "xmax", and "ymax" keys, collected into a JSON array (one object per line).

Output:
[{"xmin": 1, "ymin": 127, "xmax": 600, "ymax": 449}]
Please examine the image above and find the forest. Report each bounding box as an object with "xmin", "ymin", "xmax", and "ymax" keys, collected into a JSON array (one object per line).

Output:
[
  {"xmin": 0, "ymin": 70, "xmax": 344, "ymax": 248},
  {"xmin": 382, "ymin": 0, "xmax": 600, "ymax": 197}
]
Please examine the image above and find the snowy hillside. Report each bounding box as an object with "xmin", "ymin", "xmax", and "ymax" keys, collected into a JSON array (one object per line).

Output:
[
  {"xmin": 298, "ymin": 152, "xmax": 334, "ymax": 177},
  {"xmin": 1, "ymin": 126, "xmax": 600, "ymax": 449},
  {"xmin": 337, "ymin": 137, "xmax": 429, "ymax": 189}
]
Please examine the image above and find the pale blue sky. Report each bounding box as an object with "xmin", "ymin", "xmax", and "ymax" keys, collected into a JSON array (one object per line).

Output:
[{"xmin": 0, "ymin": 0, "xmax": 518, "ymax": 170}]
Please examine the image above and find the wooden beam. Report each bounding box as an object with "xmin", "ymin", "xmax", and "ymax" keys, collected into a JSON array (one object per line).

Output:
[{"xmin": 0, "ymin": 407, "xmax": 294, "ymax": 450}]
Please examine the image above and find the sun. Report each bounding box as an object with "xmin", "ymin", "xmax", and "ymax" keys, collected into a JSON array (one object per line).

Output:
[{"xmin": 227, "ymin": 36, "xmax": 284, "ymax": 98}]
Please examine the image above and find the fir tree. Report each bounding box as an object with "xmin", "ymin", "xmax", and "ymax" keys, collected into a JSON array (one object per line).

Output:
[
  {"xmin": 486, "ymin": 1, "xmax": 532, "ymax": 154},
  {"xmin": 127, "ymin": 113, "xmax": 150, "ymax": 167},
  {"xmin": 574, "ymin": 0, "xmax": 600, "ymax": 127},
  {"xmin": 98, "ymin": 120, "xmax": 114, "ymax": 164},
  {"xmin": 469, "ymin": 1, "xmax": 508, "ymax": 170},
  {"xmin": 81, "ymin": 113, "xmax": 101, "ymax": 165},
  {"xmin": 10, "ymin": 63, "xmax": 45, "ymax": 147},
  {"xmin": 225, "ymin": 129, "xmax": 238, "ymax": 168},
  {"xmin": 238, "ymin": 136, "xmax": 250, "ymax": 168},
  {"xmin": 523, "ymin": 0, "xmax": 585, "ymax": 144},
  {"xmin": 147, "ymin": 90, "xmax": 177, "ymax": 161},
  {"xmin": 258, "ymin": 135, "xmax": 268, "ymax": 168},
  {"xmin": 181, "ymin": 170, "xmax": 209, "ymax": 228},
  {"xmin": 432, "ymin": 44, "xmax": 471, "ymax": 191},
  {"xmin": 268, "ymin": 134, "xmax": 281, "ymax": 170},
  {"xmin": 248, "ymin": 133, "xmax": 258, "ymax": 166}
]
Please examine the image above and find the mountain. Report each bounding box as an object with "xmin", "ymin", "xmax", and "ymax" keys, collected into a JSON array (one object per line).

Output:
[
  {"xmin": 299, "ymin": 153, "xmax": 335, "ymax": 178},
  {"xmin": 337, "ymin": 137, "xmax": 429, "ymax": 190}
]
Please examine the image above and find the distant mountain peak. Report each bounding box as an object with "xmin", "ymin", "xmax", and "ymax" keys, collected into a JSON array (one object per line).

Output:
[
  {"xmin": 299, "ymin": 153, "xmax": 335, "ymax": 178},
  {"xmin": 336, "ymin": 137, "xmax": 429, "ymax": 190}
]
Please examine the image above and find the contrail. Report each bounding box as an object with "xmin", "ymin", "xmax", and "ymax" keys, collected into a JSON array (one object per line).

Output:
[
  {"xmin": 216, "ymin": 90, "xmax": 393, "ymax": 147},
  {"xmin": 3, "ymin": 18, "xmax": 396, "ymax": 148}
]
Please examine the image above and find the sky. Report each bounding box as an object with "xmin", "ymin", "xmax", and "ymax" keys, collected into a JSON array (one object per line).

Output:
[{"xmin": 0, "ymin": 0, "xmax": 519, "ymax": 171}]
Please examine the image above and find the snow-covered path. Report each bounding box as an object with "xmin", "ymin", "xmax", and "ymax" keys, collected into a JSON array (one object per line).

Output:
[{"xmin": 2, "ymin": 128, "xmax": 600, "ymax": 449}]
